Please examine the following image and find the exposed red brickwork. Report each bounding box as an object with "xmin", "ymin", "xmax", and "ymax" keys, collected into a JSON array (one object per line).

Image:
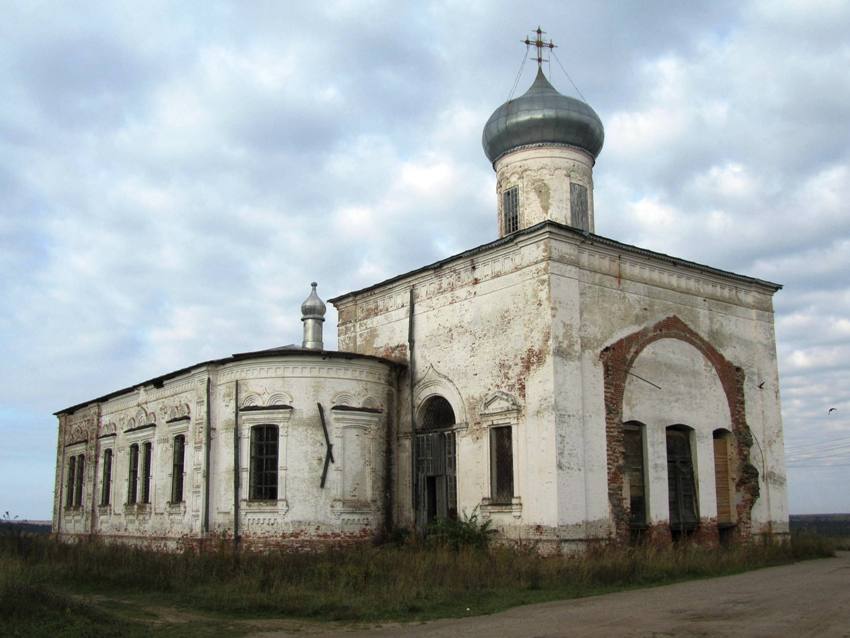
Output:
[{"xmin": 600, "ymin": 315, "xmax": 757, "ymax": 543}]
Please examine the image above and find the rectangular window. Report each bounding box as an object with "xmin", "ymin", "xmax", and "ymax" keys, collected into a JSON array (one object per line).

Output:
[
  {"xmin": 666, "ymin": 427, "xmax": 699, "ymax": 531},
  {"xmin": 171, "ymin": 435, "xmax": 185, "ymax": 504},
  {"xmin": 713, "ymin": 430, "xmax": 736, "ymax": 525},
  {"xmin": 623, "ymin": 423, "xmax": 647, "ymax": 526},
  {"xmin": 66, "ymin": 456, "xmax": 76, "ymax": 508},
  {"xmin": 141, "ymin": 441, "xmax": 152, "ymax": 504},
  {"xmin": 101, "ymin": 449, "xmax": 113, "ymax": 506},
  {"xmin": 74, "ymin": 454, "xmax": 85, "ymax": 507},
  {"xmin": 489, "ymin": 426, "xmax": 514, "ymax": 504},
  {"xmin": 250, "ymin": 425, "xmax": 279, "ymax": 500},
  {"xmin": 502, "ymin": 186, "xmax": 519, "ymax": 234},
  {"xmin": 570, "ymin": 182, "xmax": 589, "ymax": 230},
  {"xmin": 128, "ymin": 443, "xmax": 139, "ymax": 504}
]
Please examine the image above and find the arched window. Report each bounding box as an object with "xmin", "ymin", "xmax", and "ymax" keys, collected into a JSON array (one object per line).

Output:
[
  {"xmin": 127, "ymin": 443, "xmax": 139, "ymax": 504},
  {"xmin": 171, "ymin": 435, "xmax": 185, "ymax": 504},
  {"xmin": 100, "ymin": 449, "xmax": 113, "ymax": 506},
  {"xmin": 250, "ymin": 425, "xmax": 278, "ymax": 500},
  {"xmin": 623, "ymin": 421, "xmax": 647, "ymax": 528},
  {"xmin": 420, "ymin": 396, "xmax": 455, "ymax": 430},
  {"xmin": 666, "ymin": 425, "xmax": 698, "ymax": 534}
]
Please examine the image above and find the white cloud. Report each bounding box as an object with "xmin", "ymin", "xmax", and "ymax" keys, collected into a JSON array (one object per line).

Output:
[{"xmin": 1, "ymin": 1, "xmax": 849, "ymax": 518}]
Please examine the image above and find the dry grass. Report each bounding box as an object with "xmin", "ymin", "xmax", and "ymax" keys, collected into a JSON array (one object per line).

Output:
[{"xmin": 0, "ymin": 528, "xmax": 835, "ymax": 635}]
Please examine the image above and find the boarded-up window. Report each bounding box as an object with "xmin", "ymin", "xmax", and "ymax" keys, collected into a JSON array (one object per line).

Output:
[
  {"xmin": 666, "ymin": 426, "xmax": 699, "ymax": 531},
  {"xmin": 141, "ymin": 442, "xmax": 152, "ymax": 504},
  {"xmin": 127, "ymin": 444, "xmax": 139, "ymax": 504},
  {"xmin": 503, "ymin": 186, "xmax": 519, "ymax": 234},
  {"xmin": 713, "ymin": 430, "xmax": 736, "ymax": 525},
  {"xmin": 171, "ymin": 435, "xmax": 185, "ymax": 504},
  {"xmin": 250, "ymin": 424, "xmax": 278, "ymax": 500},
  {"xmin": 342, "ymin": 427, "xmax": 368, "ymax": 502},
  {"xmin": 101, "ymin": 449, "xmax": 112, "ymax": 506},
  {"xmin": 66, "ymin": 456, "xmax": 76, "ymax": 508},
  {"xmin": 623, "ymin": 422, "xmax": 646, "ymax": 526},
  {"xmin": 570, "ymin": 182, "xmax": 589, "ymax": 230},
  {"xmin": 490, "ymin": 426, "xmax": 514, "ymax": 503}
]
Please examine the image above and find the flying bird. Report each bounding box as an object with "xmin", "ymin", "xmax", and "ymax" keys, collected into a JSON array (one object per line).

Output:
[
  {"xmin": 828, "ymin": 408, "xmax": 837, "ymax": 414},
  {"xmin": 757, "ymin": 381, "xmax": 765, "ymax": 389}
]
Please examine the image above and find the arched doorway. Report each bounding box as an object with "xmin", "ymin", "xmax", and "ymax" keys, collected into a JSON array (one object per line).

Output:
[{"xmin": 415, "ymin": 395, "xmax": 458, "ymax": 526}]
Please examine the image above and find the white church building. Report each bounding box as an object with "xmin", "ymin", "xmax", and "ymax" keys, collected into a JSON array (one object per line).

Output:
[{"xmin": 53, "ymin": 44, "xmax": 789, "ymax": 551}]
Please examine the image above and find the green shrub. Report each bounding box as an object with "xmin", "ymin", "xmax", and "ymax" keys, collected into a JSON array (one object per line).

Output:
[{"xmin": 425, "ymin": 509, "xmax": 496, "ymax": 550}]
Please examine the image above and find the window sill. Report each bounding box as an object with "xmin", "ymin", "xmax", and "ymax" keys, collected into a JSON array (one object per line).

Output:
[
  {"xmin": 167, "ymin": 502, "xmax": 186, "ymax": 515},
  {"xmin": 480, "ymin": 497, "xmax": 522, "ymax": 518},
  {"xmin": 124, "ymin": 504, "xmax": 151, "ymax": 515},
  {"xmin": 332, "ymin": 499, "xmax": 375, "ymax": 514},
  {"xmin": 241, "ymin": 499, "xmax": 288, "ymax": 512}
]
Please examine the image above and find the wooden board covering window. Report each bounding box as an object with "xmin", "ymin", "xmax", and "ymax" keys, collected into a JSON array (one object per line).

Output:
[{"xmin": 714, "ymin": 435, "xmax": 735, "ymax": 525}]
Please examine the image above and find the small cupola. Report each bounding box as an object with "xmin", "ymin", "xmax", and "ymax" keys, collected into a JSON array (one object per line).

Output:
[
  {"xmin": 301, "ymin": 282, "xmax": 326, "ymax": 350},
  {"xmin": 482, "ymin": 28, "xmax": 604, "ymax": 237}
]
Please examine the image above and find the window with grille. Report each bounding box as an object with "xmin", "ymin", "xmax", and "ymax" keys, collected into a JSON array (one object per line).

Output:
[
  {"xmin": 74, "ymin": 454, "xmax": 85, "ymax": 507},
  {"xmin": 489, "ymin": 426, "xmax": 514, "ymax": 504},
  {"xmin": 666, "ymin": 426, "xmax": 699, "ymax": 531},
  {"xmin": 502, "ymin": 186, "xmax": 519, "ymax": 234},
  {"xmin": 66, "ymin": 456, "xmax": 76, "ymax": 508},
  {"xmin": 570, "ymin": 182, "xmax": 589, "ymax": 230},
  {"xmin": 100, "ymin": 449, "xmax": 112, "ymax": 506},
  {"xmin": 250, "ymin": 425, "xmax": 279, "ymax": 500},
  {"xmin": 127, "ymin": 443, "xmax": 139, "ymax": 504},
  {"xmin": 141, "ymin": 442, "xmax": 152, "ymax": 504},
  {"xmin": 171, "ymin": 435, "xmax": 185, "ymax": 504},
  {"xmin": 623, "ymin": 422, "xmax": 647, "ymax": 527}
]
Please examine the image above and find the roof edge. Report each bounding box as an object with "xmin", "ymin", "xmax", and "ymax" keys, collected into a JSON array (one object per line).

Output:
[
  {"xmin": 329, "ymin": 220, "xmax": 782, "ymax": 304},
  {"xmin": 55, "ymin": 348, "xmax": 404, "ymax": 416}
]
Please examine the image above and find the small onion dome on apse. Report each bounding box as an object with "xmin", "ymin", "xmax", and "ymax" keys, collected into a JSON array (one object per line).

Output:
[
  {"xmin": 482, "ymin": 67, "xmax": 605, "ymax": 166},
  {"xmin": 301, "ymin": 282, "xmax": 326, "ymax": 350},
  {"xmin": 301, "ymin": 282, "xmax": 326, "ymax": 320}
]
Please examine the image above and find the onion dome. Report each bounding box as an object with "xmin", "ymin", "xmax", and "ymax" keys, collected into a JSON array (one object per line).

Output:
[
  {"xmin": 482, "ymin": 67, "xmax": 604, "ymax": 165},
  {"xmin": 301, "ymin": 282, "xmax": 326, "ymax": 320}
]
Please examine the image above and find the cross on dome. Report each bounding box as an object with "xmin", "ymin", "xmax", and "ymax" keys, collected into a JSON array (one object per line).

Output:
[{"xmin": 523, "ymin": 26, "xmax": 556, "ymax": 67}]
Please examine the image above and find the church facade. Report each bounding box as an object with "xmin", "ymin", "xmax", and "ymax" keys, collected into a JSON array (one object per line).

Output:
[{"xmin": 53, "ymin": 59, "xmax": 789, "ymax": 551}]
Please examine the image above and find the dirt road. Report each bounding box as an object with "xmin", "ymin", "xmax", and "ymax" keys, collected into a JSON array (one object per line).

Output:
[{"xmin": 252, "ymin": 552, "xmax": 850, "ymax": 638}]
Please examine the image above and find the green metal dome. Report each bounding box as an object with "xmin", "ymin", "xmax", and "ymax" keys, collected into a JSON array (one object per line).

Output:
[{"xmin": 482, "ymin": 68, "xmax": 604, "ymax": 165}]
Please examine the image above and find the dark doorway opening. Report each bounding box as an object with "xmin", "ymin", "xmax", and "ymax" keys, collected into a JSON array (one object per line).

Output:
[{"xmin": 415, "ymin": 396, "xmax": 458, "ymax": 527}]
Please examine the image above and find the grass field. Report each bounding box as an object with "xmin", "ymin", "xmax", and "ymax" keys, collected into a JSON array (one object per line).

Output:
[{"xmin": 0, "ymin": 527, "xmax": 836, "ymax": 638}]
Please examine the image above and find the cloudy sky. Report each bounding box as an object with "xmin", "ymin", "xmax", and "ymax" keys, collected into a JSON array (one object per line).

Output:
[{"xmin": 2, "ymin": 1, "xmax": 849, "ymax": 520}]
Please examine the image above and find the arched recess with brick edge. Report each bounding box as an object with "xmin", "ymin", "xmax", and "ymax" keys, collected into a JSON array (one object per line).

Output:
[{"xmin": 600, "ymin": 315, "xmax": 759, "ymax": 542}]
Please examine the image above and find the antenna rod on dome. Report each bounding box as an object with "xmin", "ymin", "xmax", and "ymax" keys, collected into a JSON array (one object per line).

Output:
[{"xmin": 523, "ymin": 26, "xmax": 556, "ymax": 68}]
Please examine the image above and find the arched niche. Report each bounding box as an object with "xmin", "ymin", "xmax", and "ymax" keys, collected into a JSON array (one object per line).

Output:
[
  {"xmin": 623, "ymin": 338, "xmax": 730, "ymax": 433},
  {"xmin": 413, "ymin": 364, "xmax": 467, "ymax": 427},
  {"xmin": 600, "ymin": 315, "xmax": 757, "ymax": 542}
]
